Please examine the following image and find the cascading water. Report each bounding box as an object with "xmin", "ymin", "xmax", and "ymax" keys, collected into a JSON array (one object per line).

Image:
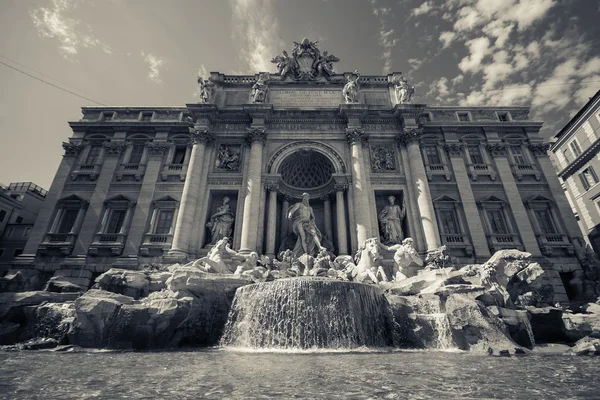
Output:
[{"xmin": 219, "ymin": 277, "xmax": 395, "ymax": 350}]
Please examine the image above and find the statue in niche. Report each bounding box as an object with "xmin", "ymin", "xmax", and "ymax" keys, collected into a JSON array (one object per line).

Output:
[
  {"xmin": 206, "ymin": 196, "xmax": 235, "ymax": 244},
  {"xmin": 342, "ymin": 71, "xmax": 360, "ymax": 104},
  {"xmin": 372, "ymin": 146, "xmax": 396, "ymax": 171},
  {"xmin": 287, "ymin": 193, "xmax": 326, "ymax": 257},
  {"xmin": 251, "ymin": 73, "xmax": 270, "ymax": 103},
  {"xmin": 378, "ymin": 195, "xmax": 406, "ymax": 245},
  {"xmin": 393, "ymin": 74, "xmax": 415, "ymax": 105},
  {"xmin": 197, "ymin": 75, "xmax": 214, "ymax": 103},
  {"xmin": 215, "ymin": 145, "xmax": 241, "ymax": 171},
  {"xmin": 379, "ymin": 238, "xmax": 423, "ymax": 281}
]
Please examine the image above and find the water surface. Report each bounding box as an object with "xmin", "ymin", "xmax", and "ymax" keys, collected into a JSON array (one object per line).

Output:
[{"xmin": 0, "ymin": 349, "xmax": 598, "ymax": 399}]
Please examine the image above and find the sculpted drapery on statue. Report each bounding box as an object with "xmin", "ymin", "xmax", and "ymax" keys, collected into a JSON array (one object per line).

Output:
[
  {"xmin": 378, "ymin": 195, "xmax": 406, "ymax": 245},
  {"xmin": 271, "ymin": 38, "xmax": 339, "ymax": 81},
  {"xmin": 206, "ymin": 197, "xmax": 235, "ymax": 244},
  {"xmin": 287, "ymin": 193, "xmax": 326, "ymax": 257},
  {"xmin": 343, "ymin": 72, "xmax": 361, "ymax": 104},
  {"xmin": 251, "ymin": 73, "xmax": 270, "ymax": 103},
  {"xmin": 197, "ymin": 74, "xmax": 215, "ymax": 103}
]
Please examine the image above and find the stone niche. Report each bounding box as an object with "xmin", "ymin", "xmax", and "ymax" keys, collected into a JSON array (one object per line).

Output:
[
  {"xmin": 375, "ymin": 191, "xmax": 409, "ymax": 244},
  {"xmin": 204, "ymin": 192, "xmax": 238, "ymax": 248}
]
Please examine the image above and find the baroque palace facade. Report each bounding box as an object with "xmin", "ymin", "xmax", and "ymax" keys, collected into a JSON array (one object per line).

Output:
[{"xmin": 13, "ymin": 40, "xmax": 586, "ymax": 300}]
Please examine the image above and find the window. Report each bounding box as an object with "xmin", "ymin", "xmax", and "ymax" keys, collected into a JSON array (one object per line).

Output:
[
  {"xmin": 154, "ymin": 210, "xmax": 174, "ymax": 234},
  {"xmin": 562, "ymin": 148, "xmax": 571, "ymax": 163},
  {"xmin": 103, "ymin": 112, "xmax": 113, "ymax": 121},
  {"xmin": 509, "ymin": 145, "xmax": 527, "ymax": 165},
  {"xmin": 106, "ymin": 209, "xmax": 127, "ymax": 234},
  {"xmin": 13, "ymin": 249, "xmax": 22, "ymax": 257},
  {"xmin": 439, "ymin": 210, "xmax": 460, "ymax": 234},
  {"xmin": 423, "ymin": 145, "xmax": 442, "ymax": 165},
  {"xmin": 0, "ymin": 210, "xmax": 6, "ymax": 223},
  {"xmin": 172, "ymin": 146, "xmax": 187, "ymax": 164},
  {"xmin": 457, "ymin": 112, "xmax": 470, "ymax": 122},
  {"xmin": 421, "ymin": 113, "xmax": 431, "ymax": 122},
  {"xmin": 85, "ymin": 144, "xmax": 102, "ymax": 165},
  {"xmin": 498, "ymin": 112, "xmax": 510, "ymax": 122},
  {"xmin": 579, "ymin": 166, "xmax": 599, "ymax": 190},
  {"xmin": 0, "ymin": 249, "xmax": 4, "ymax": 258},
  {"xmin": 570, "ymin": 140, "xmax": 582, "ymax": 157},
  {"xmin": 467, "ymin": 145, "xmax": 485, "ymax": 164},
  {"xmin": 57, "ymin": 209, "xmax": 79, "ymax": 233},
  {"xmin": 534, "ymin": 209, "xmax": 556, "ymax": 234},
  {"xmin": 487, "ymin": 210, "xmax": 509, "ymax": 234},
  {"xmin": 128, "ymin": 143, "xmax": 145, "ymax": 164},
  {"xmin": 23, "ymin": 227, "xmax": 31, "ymax": 238},
  {"xmin": 4, "ymin": 227, "xmax": 13, "ymax": 238},
  {"xmin": 15, "ymin": 216, "xmax": 23, "ymax": 224},
  {"xmin": 141, "ymin": 112, "xmax": 153, "ymax": 121}
]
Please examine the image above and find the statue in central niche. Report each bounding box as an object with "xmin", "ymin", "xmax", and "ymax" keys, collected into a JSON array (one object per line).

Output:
[
  {"xmin": 378, "ymin": 195, "xmax": 406, "ymax": 245},
  {"xmin": 287, "ymin": 193, "xmax": 326, "ymax": 257}
]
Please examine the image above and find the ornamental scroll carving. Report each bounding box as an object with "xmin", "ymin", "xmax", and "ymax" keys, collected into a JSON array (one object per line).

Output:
[
  {"xmin": 62, "ymin": 142, "xmax": 84, "ymax": 157},
  {"xmin": 486, "ymin": 143, "xmax": 507, "ymax": 158},
  {"xmin": 345, "ymin": 128, "xmax": 368, "ymax": 145},
  {"xmin": 146, "ymin": 143, "xmax": 170, "ymax": 156},
  {"xmin": 444, "ymin": 143, "xmax": 465, "ymax": 157},
  {"xmin": 102, "ymin": 141, "xmax": 126, "ymax": 157},
  {"xmin": 528, "ymin": 143, "xmax": 551, "ymax": 158}
]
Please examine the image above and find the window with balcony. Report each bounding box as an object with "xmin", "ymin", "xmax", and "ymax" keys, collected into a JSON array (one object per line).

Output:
[
  {"xmin": 570, "ymin": 140, "xmax": 582, "ymax": 157},
  {"xmin": 154, "ymin": 210, "xmax": 174, "ymax": 234},
  {"xmin": 478, "ymin": 196, "xmax": 522, "ymax": 252},
  {"xmin": 424, "ymin": 145, "xmax": 441, "ymax": 165},
  {"xmin": 140, "ymin": 195, "xmax": 179, "ymax": 256},
  {"xmin": 421, "ymin": 140, "xmax": 451, "ymax": 181},
  {"xmin": 39, "ymin": 194, "xmax": 88, "ymax": 256},
  {"xmin": 487, "ymin": 210, "xmax": 509, "ymax": 234},
  {"xmin": 463, "ymin": 138, "xmax": 497, "ymax": 181},
  {"xmin": 172, "ymin": 146, "xmax": 187, "ymax": 164},
  {"xmin": 467, "ymin": 145, "xmax": 484, "ymax": 164},
  {"xmin": 433, "ymin": 195, "xmax": 472, "ymax": 256},
  {"xmin": 89, "ymin": 195, "xmax": 135, "ymax": 256},
  {"xmin": 509, "ymin": 145, "xmax": 526, "ymax": 165},
  {"xmin": 506, "ymin": 140, "xmax": 541, "ymax": 181},
  {"xmin": 85, "ymin": 144, "xmax": 102, "ymax": 165},
  {"xmin": 525, "ymin": 195, "xmax": 572, "ymax": 256},
  {"xmin": 128, "ymin": 143, "xmax": 145, "ymax": 165},
  {"xmin": 579, "ymin": 166, "xmax": 599, "ymax": 190},
  {"xmin": 161, "ymin": 137, "xmax": 191, "ymax": 181}
]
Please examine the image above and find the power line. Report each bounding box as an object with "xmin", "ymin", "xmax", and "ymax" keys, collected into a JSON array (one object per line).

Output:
[{"xmin": 0, "ymin": 60, "xmax": 107, "ymax": 106}]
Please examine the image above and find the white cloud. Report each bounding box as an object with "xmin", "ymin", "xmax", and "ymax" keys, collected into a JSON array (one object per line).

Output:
[
  {"xmin": 141, "ymin": 52, "xmax": 166, "ymax": 84},
  {"xmin": 30, "ymin": 0, "xmax": 112, "ymax": 60},
  {"xmin": 482, "ymin": 20, "xmax": 514, "ymax": 48},
  {"xmin": 371, "ymin": 1, "xmax": 400, "ymax": 75},
  {"xmin": 458, "ymin": 36, "xmax": 490, "ymax": 73},
  {"xmin": 230, "ymin": 0, "xmax": 283, "ymax": 73},
  {"xmin": 577, "ymin": 57, "xmax": 600, "ymax": 78},
  {"xmin": 411, "ymin": 1, "xmax": 434, "ymax": 17},
  {"xmin": 573, "ymin": 76, "xmax": 600, "ymax": 105},
  {"xmin": 439, "ymin": 31, "xmax": 456, "ymax": 49}
]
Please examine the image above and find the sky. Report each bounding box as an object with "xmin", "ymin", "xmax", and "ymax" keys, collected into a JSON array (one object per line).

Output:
[{"xmin": 0, "ymin": 0, "xmax": 599, "ymax": 190}]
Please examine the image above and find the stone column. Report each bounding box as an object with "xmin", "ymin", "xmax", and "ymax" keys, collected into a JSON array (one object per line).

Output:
[
  {"xmin": 487, "ymin": 143, "xmax": 542, "ymax": 256},
  {"xmin": 346, "ymin": 128, "xmax": 373, "ymax": 245},
  {"xmin": 398, "ymin": 128, "xmax": 441, "ymax": 252},
  {"xmin": 322, "ymin": 194, "xmax": 333, "ymax": 241},
  {"xmin": 280, "ymin": 196, "xmax": 290, "ymax": 242},
  {"xmin": 239, "ymin": 128, "xmax": 267, "ymax": 253},
  {"xmin": 167, "ymin": 128, "xmax": 213, "ymax": 258},
  {"xmin": 73, "ymin": 140, "xmax": 126, "ymax": 255},
  {"xmin": 444, "ymin": 143, "xmax": 491, "ymax": 259},
  {"xmin": 265, "ymin": 185, "xmax": 278, "ymax": 257},
  {"xmin": 335, "ymin": 184, "xmax": 348, "ymax": 255},
  {"xmin": 123, "ymin": 141, "xmax": 169, "ymax": 256}
]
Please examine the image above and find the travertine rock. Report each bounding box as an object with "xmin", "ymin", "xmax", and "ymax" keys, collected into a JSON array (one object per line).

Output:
[
  {"xmin": 562, "ymin": 312, "xmax": 600, "ymax": 342},
  {"xmin": 0, "ymin": 291, "xmax": 80, "ymax": 320},
  {"xmin": 567, "ymin": 336, "xmax": 600, "ymax": 355}
]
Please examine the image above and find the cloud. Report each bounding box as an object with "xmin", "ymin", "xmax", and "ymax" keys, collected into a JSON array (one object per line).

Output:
[
  {"xmin": 230, "ymin": 0, "xmax": 283, "ymax": 73},
  {"xmin": 30, "ymin": 0, "xmax": 112, "ymax": 60},
  {"xmin": 458, "ymin": 36, "xmax": 490, "ymax": 73},
  {"xmin": 439, "ymin": 31, "xmax": 457, "ymax": 49},
  {"xmin": 141, "ymin": 52, "xmax": 166, "ymax": 84},
  {"xmin": 371, "ymin": 0, "xmax": 400, "ymax": 75},
  {"xmin": 411, "ymin": 1, "xmax": 434, "ymax": 17}
]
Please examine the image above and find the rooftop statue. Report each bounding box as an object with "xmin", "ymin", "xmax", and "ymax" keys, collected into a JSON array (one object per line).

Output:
[
  {"xmin": 251, "ymin": 73, "xmax": 270, "ymax": 103},
  {"xmin": 271, "ymin": 38, "xmax": 339, "ymax": 80},
  {"xmin": 343, "ymin": 71, "xmax": 361, "ymax": 104},
  {"xmin": 393, "ymin": 74, "xmax": 415, "ymax": 105},
  {"xmin": 197, "ymin": 74, "xmax": 215, "ymax": 103}
]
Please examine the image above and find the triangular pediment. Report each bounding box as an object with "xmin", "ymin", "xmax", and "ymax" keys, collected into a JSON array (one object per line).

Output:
[
  {"xmin": 433, "ymin": 195, "xmax": 459, "ymax": 203},
  {"xmin": 153, "ymin": 195, "xmax": 178, "ymax": 203},
  {"xmin": 526, "ymin": 195, "xmax": 555, "ymax": 204},
  {"xmin": 104, "ymin": 194, "xmax": 135, "ymax": 207},
  {"xmin": 479, "ymin": 195, "xmax": 506, "ymax": 203},
  {"xmin": 57, "ymin": 194, "xmax": 88, "ymax": 205}
]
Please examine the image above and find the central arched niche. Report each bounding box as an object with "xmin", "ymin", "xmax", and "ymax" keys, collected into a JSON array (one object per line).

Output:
[{"xmin": 279, "ymin": 149, "xmax": 334, "ymax": 189}]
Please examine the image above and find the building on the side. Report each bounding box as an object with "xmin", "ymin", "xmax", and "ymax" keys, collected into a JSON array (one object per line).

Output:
[
  {"xmin": 12, "ymin": 40, "xmax": 590, "ymax": 304},
  {"xmin": 0, "ymin": 182, "xmax": 47, "ymax": 273},
  {"xmin": 549, "ymin": 90, "xmax": 600, "ymax": 253}
]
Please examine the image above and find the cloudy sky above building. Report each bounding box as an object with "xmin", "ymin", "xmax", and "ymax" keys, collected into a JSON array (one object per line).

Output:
[{"xmin": 0, "ymin": 0, "xmax": 599, "ymax": 189}]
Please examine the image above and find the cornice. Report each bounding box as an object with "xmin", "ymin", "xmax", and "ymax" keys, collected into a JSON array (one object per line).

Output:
[{"xmin": 558, "ymin": 137, "xmax": 600, "ymax": 179}]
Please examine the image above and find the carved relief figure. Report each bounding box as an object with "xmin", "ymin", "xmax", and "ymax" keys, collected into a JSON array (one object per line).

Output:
[
  {"xmin": 343, "ymin": 72, "xmax": 360, "ymax": 104},
  {"xmin": 378, "ymin": 195, "xmax": 406, "ymax": 244},
  {"xmin": 372, "ymin": 146, "xmax": 396, "ymax": 171},
  {"xmin": 287, "ymin": 193, "xmax": 325, "ymax": 257},
  {"xmin": 393, "ymin": 75, "xmax": 415, "ymax": 105},
  {"xmin": 215, "ymin": 145, "xmax": 241, "ymax": 171},
  {"xmin": 206, "ymin": 197, "xmax": 235, "ymax": 244},
  {"xmin": 251, "ymin": 73, "xmax": 269, "ymax": 103}
]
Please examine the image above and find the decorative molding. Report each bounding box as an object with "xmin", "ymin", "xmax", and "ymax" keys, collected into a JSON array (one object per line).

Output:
[
  {"xmin": 188, "ymin": 127, "xmax": 214, "ymax": 144},
  {"xmin": 486, "ymin": 143, "xmax": 507, "ymax": 158},
  {"xmin": 146, "ymin": 143, "xmax": 170, "ymax": 156},
  {"xmin": 245, "ymin": 127, "xmax": 267, "ymax": 144},
  {"xmin": 267, "ymin": 140, "xmax": 346, "ymax": 174},
  {"xmin": 444, "ymin": 143, "xmax": 465, "ymax": 157},
  {"xmin": 345, "ymin": 128, "xmax": 368, "ymax": 145},
  {"xmin": 102, "ymin": 141, "xmax": 126, "ymax": 156},
  {"xmin": 62, "ymin": 142, "xmax": 84, "ymax": 157},
  {"xmin": 395, "ymin": 127, "xmax": 423, "ymax": 146},
  {"xmin": 528, "ymin": 143, "xmax": 551, "ymax": 158},
  {"xmin": 206, "ymin": 177, "xmax": 243, "ymax": 186},
  {"xmin": 333, "ymin": 183, "xmax": 348, "ymax": 192}
]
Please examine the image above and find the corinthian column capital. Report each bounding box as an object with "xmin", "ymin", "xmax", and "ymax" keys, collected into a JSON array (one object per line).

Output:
[
  {"xmin": 188, "ymin": 127, "xmax": 214, "ymax": 145},
  {"xmin": 245, "ymin": 127, "xmax": 267, "ymax": 145},
  {"xmin": 345, "ymin": 128, "xmax": 368, "ymax": 145},
  {"xmin": 395, "ymin": 127, "xmax": 423, "ymax": 147}
]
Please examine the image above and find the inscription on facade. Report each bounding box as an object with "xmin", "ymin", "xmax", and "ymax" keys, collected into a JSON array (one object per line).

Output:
[{"xmin": 269, "ymin": 90, "xmax": 342, "ymax": 108}]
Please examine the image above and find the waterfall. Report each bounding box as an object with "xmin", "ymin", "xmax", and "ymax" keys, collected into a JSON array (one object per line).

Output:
[{"xmin": 220, "ymin": 277, "xmax": 395, "ymax": 350}]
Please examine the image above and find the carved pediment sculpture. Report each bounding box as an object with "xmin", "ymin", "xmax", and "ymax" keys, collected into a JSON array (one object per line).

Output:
[{"xmin": 271, "ymin": 38, "xmax": 340, "ymax": 81}]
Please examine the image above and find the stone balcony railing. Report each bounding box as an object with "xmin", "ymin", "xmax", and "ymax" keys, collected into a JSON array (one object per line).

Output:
[
  {"xmin": 38, "ymin": 233, "xmax": 77, "ymax": 255},
  {"xmin": 116, "ymin": 163, "xmax": 146, "ymax": 181},
  {"xmin": 440, "ymin": 233, "xmax": 473, "ymax": 256},
  {"xmin": 510, "ymin": 163, "xmax": 541, "ymax": 181},
  {"xmin": 89, "ymin": 233, "xmax": 126, "ymax": 256},
  {"xmin": 536, "ymin": 233, "xmax": 575, "ymax": 256},
  {"xmin": 425, "ymin": 164, "xmax": 452, "ymax": 181},
  {"xmin": 467, "ymin": 163, "xmax": 497, "ymax": 181},
  {"xmin": 71, "ymin": 163, "xmax": 102, "ymax": 181},
  {"xmin": 487, "ymin": 233, "xmax": 524, "ymax": 252},
  {"xmin": 161, "ymin": 164, "xmax": 187, "ymax": 181},
  {"xmin": 140, "ymin": 233, "xmax": 173, "ymax": 256}
]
